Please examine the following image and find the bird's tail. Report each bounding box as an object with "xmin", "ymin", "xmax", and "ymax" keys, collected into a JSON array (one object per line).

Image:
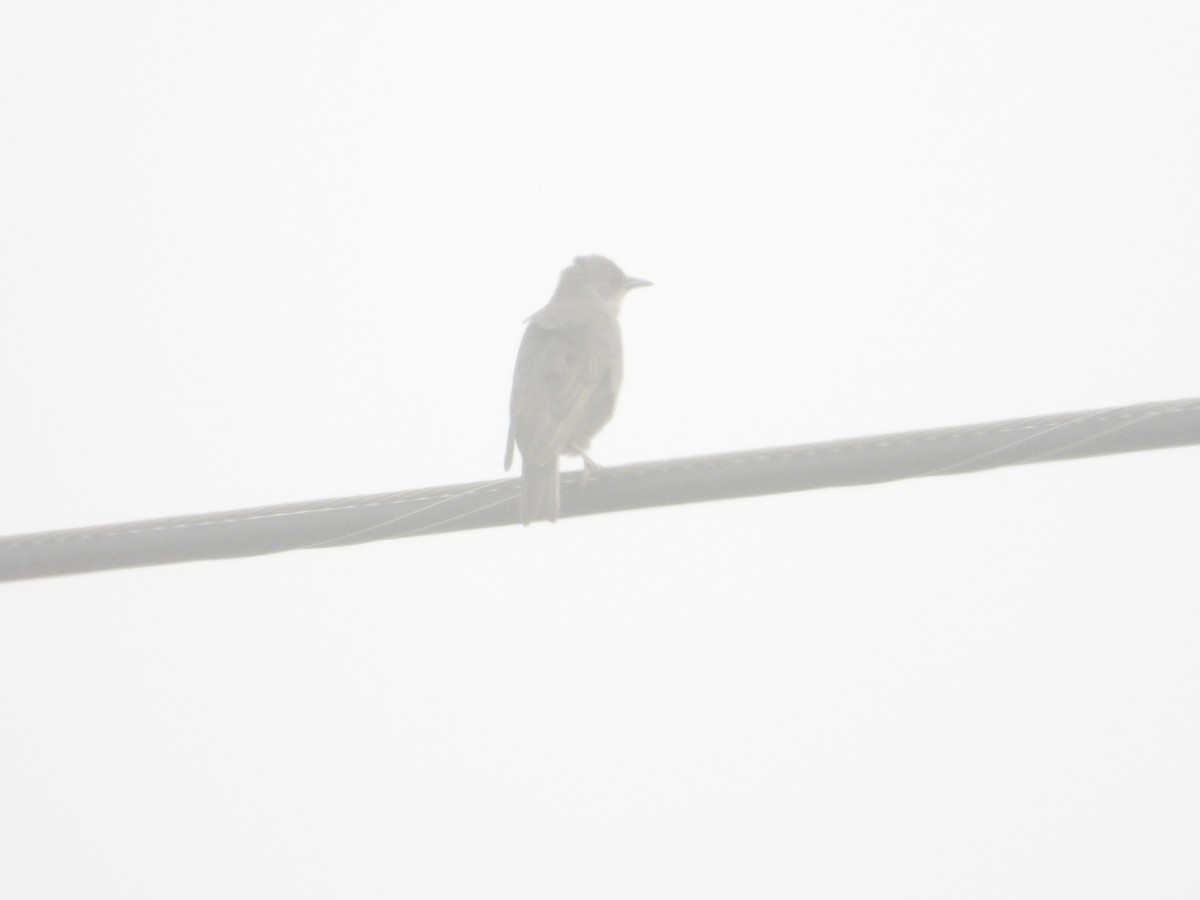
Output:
[{"xmin": 521, "ymin": 458, "xmax": 560, "ymax": 525}]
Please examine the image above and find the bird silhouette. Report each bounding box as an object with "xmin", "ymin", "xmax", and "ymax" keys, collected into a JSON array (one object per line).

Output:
[{"xmin": 505, "ymin": 256, "xmax": 653, "ymax": 524}]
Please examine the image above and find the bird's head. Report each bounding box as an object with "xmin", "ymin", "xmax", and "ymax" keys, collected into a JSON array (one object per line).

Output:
[{"xmin": 555, "ymin": 255, "xmax": 653, "ymax": 310}]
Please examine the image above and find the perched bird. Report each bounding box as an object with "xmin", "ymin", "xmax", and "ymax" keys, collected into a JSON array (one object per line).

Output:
[{"xmin": 505, "ymin": 256, "xmax": 653, "ymax": 524}]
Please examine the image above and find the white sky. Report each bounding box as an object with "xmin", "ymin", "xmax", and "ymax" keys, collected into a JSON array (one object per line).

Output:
[{"xmin": 2, "ymin": 1, "xmax": 1199, "ymax": 896}]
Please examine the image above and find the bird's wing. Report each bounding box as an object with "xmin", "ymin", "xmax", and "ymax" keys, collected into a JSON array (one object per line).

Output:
[
  {"xmin": 504, "ymin": 418, "xmax": 517, "ymax": 471},
  {"xmin": 509, "ymin": 315, "xmax": 610, "ymax": 467}
]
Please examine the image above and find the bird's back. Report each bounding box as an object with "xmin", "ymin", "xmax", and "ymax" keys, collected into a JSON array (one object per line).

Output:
[{"xmin": 506, "ymin": 305, "xmax": 623, "ymax": 468}]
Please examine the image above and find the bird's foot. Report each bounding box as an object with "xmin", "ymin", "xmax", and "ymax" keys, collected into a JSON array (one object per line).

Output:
[{"xmin": 572, "ymin": 445, "xmax": 602, "ymax": 487}]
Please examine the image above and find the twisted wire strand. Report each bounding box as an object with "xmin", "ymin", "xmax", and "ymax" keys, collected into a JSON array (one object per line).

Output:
[{"xmin": 2, "ymin": 397, "xmax": 1198, "ymax": 583}]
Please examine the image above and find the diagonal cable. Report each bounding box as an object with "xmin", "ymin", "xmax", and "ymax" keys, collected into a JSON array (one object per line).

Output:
[{"xmin": 2, "ymin": 397, "xmax": 1198, "ymax": 583}]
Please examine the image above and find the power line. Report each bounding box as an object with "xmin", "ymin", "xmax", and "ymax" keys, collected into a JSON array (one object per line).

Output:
[{"xmin": 2, "ymin": 397, "xmax": 1198, "ymax": 583}]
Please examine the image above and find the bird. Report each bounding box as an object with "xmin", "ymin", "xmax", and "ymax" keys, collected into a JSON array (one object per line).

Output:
[{"xmin": 505, "ymin": 255, "xmax": 653, "ymax": 524}]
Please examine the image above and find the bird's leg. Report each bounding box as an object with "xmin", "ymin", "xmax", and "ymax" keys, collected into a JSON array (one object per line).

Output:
[{"xmin": 572, "ymin": 445, "xmax": 602, "ymax": 487}]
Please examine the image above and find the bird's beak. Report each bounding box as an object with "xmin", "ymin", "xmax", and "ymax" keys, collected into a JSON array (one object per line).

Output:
[{"xmin": 623, "ymin": 277, "xmax": 654, "ymax": 290}]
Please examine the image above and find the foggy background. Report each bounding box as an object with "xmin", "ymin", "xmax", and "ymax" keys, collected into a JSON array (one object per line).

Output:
[{"xmin": 2, "ymin": 1, "xmax": 1198, "ymax": 896}]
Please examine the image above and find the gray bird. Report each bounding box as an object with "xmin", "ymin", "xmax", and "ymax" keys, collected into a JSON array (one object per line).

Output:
[{"xmin": 505, "ymin": 256, "xmax": 653, "ymax": 524}]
